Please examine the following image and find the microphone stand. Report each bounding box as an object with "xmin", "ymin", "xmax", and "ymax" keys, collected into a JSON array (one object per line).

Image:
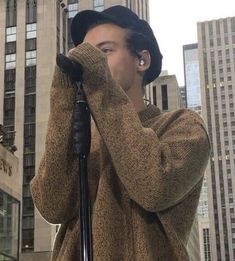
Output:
[{"xmin": 56, "ymin": 54, "xmax": 93, "ymax": 261}]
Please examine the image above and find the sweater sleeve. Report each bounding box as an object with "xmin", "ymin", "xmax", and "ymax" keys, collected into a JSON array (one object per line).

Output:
[
  {"xmin": 86, "ymin": 84, "xmax": 209, "ymax": 212},
  {"xmin": 31, "ymin": 66, "xmax": 80, "ymax": 224},
  {"xmin": 68, "ymin": 43, "xmax": 210, "ymax": 212}
]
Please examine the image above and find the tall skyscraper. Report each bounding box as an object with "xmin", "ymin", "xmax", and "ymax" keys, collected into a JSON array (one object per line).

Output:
[
  {"xmin": 183, "ymin": 43, "xmax": 201, "ymax": 114},
  {"xmin": 0, "ymin": 1, "xmax": 149, "ymax": 260},
  {"xmin": 198, "ymin": 16, "xmax": 235, "ymax": 261},
  {"xmin": 183, "ymin": 42, "xmax": 211, "ymax": 261}
]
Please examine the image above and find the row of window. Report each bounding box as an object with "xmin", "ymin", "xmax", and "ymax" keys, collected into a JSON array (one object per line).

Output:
[
  {"xmin": 201, "ymin": 18, "xmax": 235, "ymax": 39},
  {"xmin": 6, "ymin": 0, "xmax": 37, "ymax": 27},
  {"xmin": 7, "ymin": 24, "xmax": 36, "ymax": 43},
  {"xmin": 5, "ymin": 51, "xmax": 36, "ymax": 70}
]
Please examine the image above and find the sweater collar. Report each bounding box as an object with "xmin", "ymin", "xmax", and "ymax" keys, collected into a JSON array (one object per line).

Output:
[{"xmin": 138, "ymin": 104, "xmax": 161, "ymax": 123}]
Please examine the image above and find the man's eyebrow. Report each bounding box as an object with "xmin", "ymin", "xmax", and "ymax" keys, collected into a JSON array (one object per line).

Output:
[{"xmin": 96, "ymin": 41, "xmax": 117, "ymax": 48}]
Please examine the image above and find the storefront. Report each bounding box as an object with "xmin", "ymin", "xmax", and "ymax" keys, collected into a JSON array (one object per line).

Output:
[{"xmin": 0, "ymin": 145, "xmax": 20, "ymax": 261}]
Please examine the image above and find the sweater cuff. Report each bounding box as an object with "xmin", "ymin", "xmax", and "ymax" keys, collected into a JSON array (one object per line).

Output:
[
  {"xmin": 68, "ymin": 42, "xmax": 107, "ymax": 70},
  {"xmin": 52, "ymin": 65, "xmax": 75, "ymax": 89}
]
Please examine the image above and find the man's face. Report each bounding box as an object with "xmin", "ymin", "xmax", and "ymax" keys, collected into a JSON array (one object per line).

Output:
[{"xmin": 83, "ymin": 23, "xmax": 141, "ymax": 92}]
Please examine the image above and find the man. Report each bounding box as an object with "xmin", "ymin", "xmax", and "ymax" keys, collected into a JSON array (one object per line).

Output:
[{"xmin": 31, "ymin": 5, "xmax": 210, "ymax": 261}]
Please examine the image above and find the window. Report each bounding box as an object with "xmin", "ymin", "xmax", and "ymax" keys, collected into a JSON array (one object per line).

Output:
[
  {"xmin": 5, "ymin": 53, "xmax": 16, "ymax": 69},
  {"xmin": 5, "ymin": 41, "xmax": 16, "ymax": 54},
  {"xmin": 223, "ymin": 19, "xmax": 228, "ymax": 33},
  {"xmin": 26, "ymin": 23, "xmax": 37, "ymax": 39},
  {"xmin": 6, "ymin": 27, "xmax": 16, "ymax": 42},
  {"xmin": 23, "ymin": 153, "xmax": 35, "ymax": 167},
  {"xmin": 161, "ymin": 84, "xmax": 168, "ymax": 111},
  {"xmin": 93, "ymin": 0, "xmax": 104, "ymax": 11},
  {"xmin": 24, "ymin": 123, "xmax": 35, "ymax": 153},
  {"xmin": 68, "ymin": 0, "xmax": 78, "ymax": 3},
  {"xmin": 26, "ymin": 0, "xmax": 37, "ymax": 23},
  {"xmin": 2, "ymin": 125, "xmax": 15, "ymax": 148},
  {"xmin": 25, "ymin": 66, "xmax": 36, "ymax": 94},
  {"xmin": 232, "ymin": 17, "xmax": 235, "ymax": 32},
  {"xmin": 22, "ymin": 229, "xmax": 33, "ymax": 251},
  {"xmin": 203, "ymin": 228, "xmax": 211, "ymax": 261},
  {"xmin": 26, "ymin": 39, "xmax": 36, "ymax": 51},
  {"xmin": 6, "ymin": 0, "xmax": 17, "ymax": 27},
  {"xmin": 26, "ymin": 51, "xmax": 36, "ymax": 66},
  {"xmin": 209, "ymin": 22, "xmax": 213, "ymax": 35},
  {"xmin": 68, "ymin": 3, "xmax": 78, "ymax": 18},
  {"xmin": 0, "ymin": 190, "xmax": 20, "ymax": 259},
  {"xmin": 4, "ymin": 96, "xmax": 15, "ymax": 126},
  {"xmin": 225, "ymin": 36, "xmax": 229, "ymax": 45},
  {"xmin": 4, "ymin": 69, "xmax": 15, "ymax": 92},
  {"xmin": 22, "ymin": 216, "xmax": 34, "ymax": 230},
  {"xmin": 152, "ymin": 86, "xmax": 157, "ymax": 105},
  {"xmin": 24, "ymin": 94, "xmax": 36, "ymax": 123},
  {"xmin": 216, "ymin": 20, "xmax": 220, "ymax": 34},
  {"xmin": 23, "ymin": 185, "xmax": 32, "ymax": 198}
]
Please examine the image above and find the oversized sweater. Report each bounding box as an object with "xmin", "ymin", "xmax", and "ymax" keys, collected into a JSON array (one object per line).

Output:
[{"xmin": 31, "ymin": 43, "xmax": 210, "ymax": 261}]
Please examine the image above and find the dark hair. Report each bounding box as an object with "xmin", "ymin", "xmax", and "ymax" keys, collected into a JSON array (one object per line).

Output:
[{"xmin": 125, "ymin": 30, "xmax": 151, "ymax": 86}]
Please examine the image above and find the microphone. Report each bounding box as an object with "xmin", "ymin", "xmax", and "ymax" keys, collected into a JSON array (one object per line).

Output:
[{"xmin": 56, "ymin": 53, "xmax": 83, "ymax": 82}]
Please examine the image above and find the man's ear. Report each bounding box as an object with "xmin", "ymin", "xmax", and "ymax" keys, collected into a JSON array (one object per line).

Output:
[{"xmin": 136, "ymin": 50, "xmax": 151, "ymax": 72}]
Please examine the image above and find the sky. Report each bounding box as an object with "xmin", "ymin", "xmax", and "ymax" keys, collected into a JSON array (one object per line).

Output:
[{"xmin": 149, "ymin": 0, "xmax": 235, "ymax": 86}]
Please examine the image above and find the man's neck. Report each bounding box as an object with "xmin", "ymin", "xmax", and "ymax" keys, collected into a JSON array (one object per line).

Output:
[{"xmin": 126, "ymin": 85, "xmax": 146, "ymax": 112}]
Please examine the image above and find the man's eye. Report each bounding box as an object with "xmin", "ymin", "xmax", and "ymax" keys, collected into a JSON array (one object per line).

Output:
[{"xmin": 101, "ymin": 48, "xmax": 113, "ymax": 53}]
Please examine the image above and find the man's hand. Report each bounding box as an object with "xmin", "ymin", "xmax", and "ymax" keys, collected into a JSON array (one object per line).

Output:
[{"xmin": 67, "ymin": 42, "xmax": 112, "ymax": 85}]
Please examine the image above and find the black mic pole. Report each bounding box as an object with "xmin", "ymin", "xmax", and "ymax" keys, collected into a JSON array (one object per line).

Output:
[{"xmin": 56, "ymin": 54, "xmax": 93, "ymax": 261}]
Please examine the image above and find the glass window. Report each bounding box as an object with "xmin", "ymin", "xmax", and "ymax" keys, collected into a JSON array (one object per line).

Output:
[
  {"xmin": 6, "ymin": 27, "xmax": 16, "ymax": 42},
  {"xmin": 6, "ymin": 0, "xmax": 17, "ymax": 27},
  {"xmin": 5, "ymin": 54, "xmax": 16, "ymax": 69},
  {"xmin": 161, "ymin": 84, "xmax": 168, "ymax": 111},
  {"xmin": 22, "ymin": 229, "xmax": 33, "ymax": 251},
  {"xmin": 22, "ymin": 216, "xmax": 34, "ymax": 229},
  {"xmin": 93, "ymin": 0, "xmax": 104, "ymax": 11},
  {"xmin": 26, "ymin": 38, "xmax": 36, "ymax": 51},
  {"xmin": 0, "ymin": 190, "xmax": 20, "ymax": 260},
  {"xmin": 26, "ymin": 0, "xmax": 37, "ymax": 23},
  {"xmin": 24, "ymin": 95, "xmax": 36, "ymax": 123},
  {"xmin": 25, "ymin": 66, "xmax": 36, "ymax": 94},
  {"xmin": 26, "ymin": 23, "xmax": 37, "ymax": 39},
  {"xmin": 22, "ymin": 197, "xmax": 34, "ymax": 215},
  {"xmin": 68, "ymin": 3, "xmax": 78, "ymax": 18},
  {"xmin": 5, "ymin": 42, "xmax": 16, "ymax": 54},
  {"xmin": 26, "ymin": 51, "xmax": 36, "ymax": 66},
  {"xmin": 4, "ymin": 69, "xmax": 15, "ymax": 92},
  {"xmin": 24, "ymin": 123, "xmax": 35, "ymax": 153}
]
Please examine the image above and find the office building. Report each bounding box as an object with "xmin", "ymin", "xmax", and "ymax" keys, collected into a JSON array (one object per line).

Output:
[
  {"xmin": 198, "ymin": 16, "xmax": 235, "ymax": 261},
  {"xmin": 183, "ymin": 43, "xmax": 201, "ymax": 114},
  {"xmin": 145, "ymin": 71, "xmax": 185, "ymax": 111},
  {"xmin": 183, "ymin": 42, "xmax": 211, "ymax": 261},
  {"xmin": 0, "ymin": 141, "xmax": 20, "ymax": 261}
]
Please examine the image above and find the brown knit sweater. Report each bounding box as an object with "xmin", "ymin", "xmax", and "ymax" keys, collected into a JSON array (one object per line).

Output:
[{"xmin": 31, "ymin": 43, "xmax": 210, "ymax": 261}]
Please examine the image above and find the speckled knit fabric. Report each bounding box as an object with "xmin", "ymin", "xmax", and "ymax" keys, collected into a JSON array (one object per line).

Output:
[{"xmin": 31, "ymin": 43, "xmax": 210, "ymax": 261}]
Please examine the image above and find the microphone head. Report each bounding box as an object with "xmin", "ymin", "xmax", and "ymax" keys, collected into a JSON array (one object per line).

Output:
[{"xmin": 56, "ymin": 54, "xmax": 83, "ymax": 81}]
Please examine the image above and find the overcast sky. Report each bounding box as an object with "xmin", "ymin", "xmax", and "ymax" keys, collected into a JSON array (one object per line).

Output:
[{"xmin": 149, "ymin": 0, "xmax": 234, "ymax": 86}]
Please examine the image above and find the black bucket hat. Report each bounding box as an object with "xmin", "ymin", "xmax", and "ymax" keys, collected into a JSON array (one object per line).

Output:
[{"xmin": 71, "ymin": 5, "xmax": 162, "ymax": 84}]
